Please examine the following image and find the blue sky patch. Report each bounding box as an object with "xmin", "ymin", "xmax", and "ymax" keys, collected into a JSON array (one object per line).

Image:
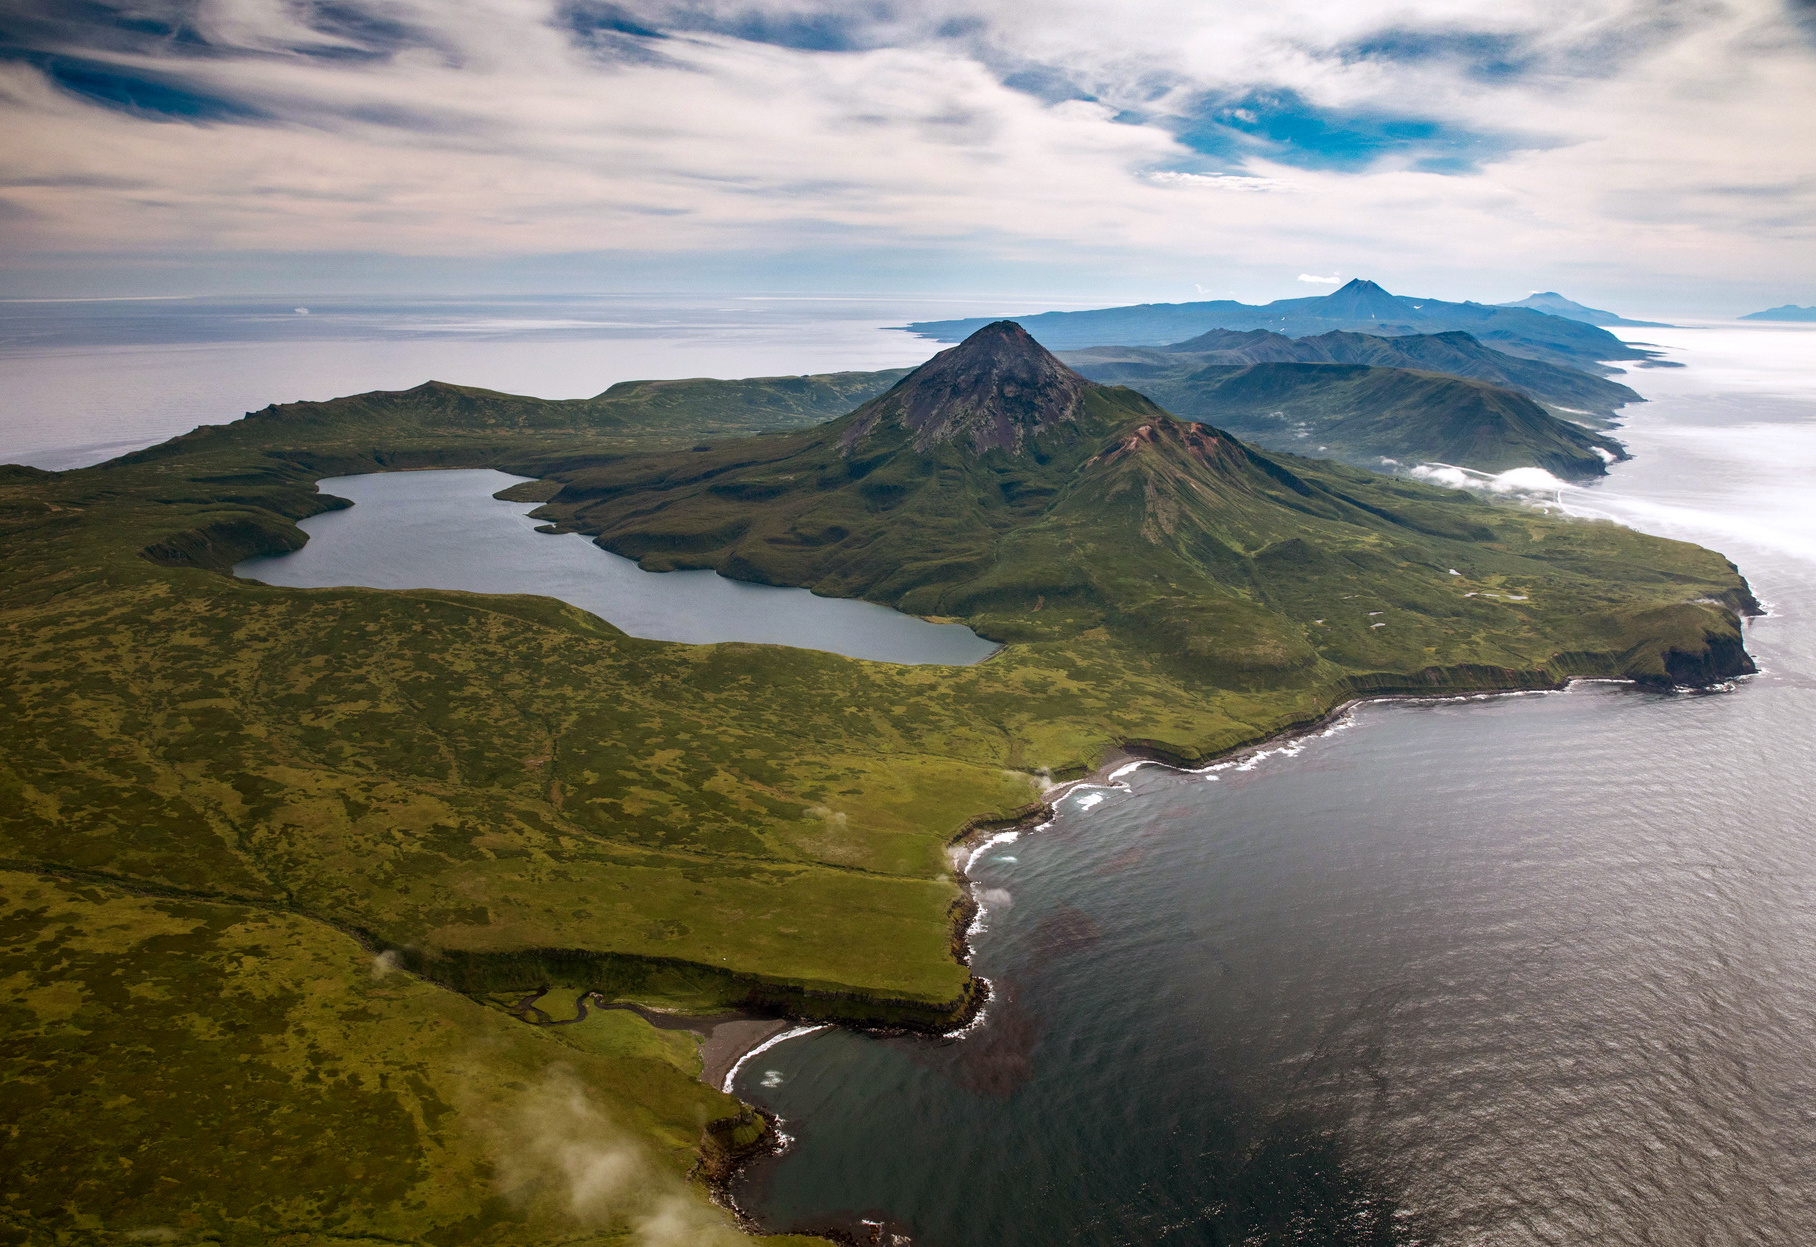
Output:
[
  {"xmin": 659, "ymin": 4, "xmax": 894, "ymax": 52},
  {"xmin": 558, "ymin": 1, "xmax": 666, "ymax": 42},
  {"xmin": 1175, "ymin": 88, "xmax": 1520, "ymax": 174},
  {"xmin": 1339, "ymin": 28, "xmax": 1534, "ymax": 82},
  {"xmin": 2, "ymin": 49, "xmax": 265, "ymax": 122}
]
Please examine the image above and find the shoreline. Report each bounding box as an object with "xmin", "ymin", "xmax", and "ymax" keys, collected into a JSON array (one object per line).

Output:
[{"xmin": 708, "ymin": 666, "xmax": 1760, "ymax": 1239}]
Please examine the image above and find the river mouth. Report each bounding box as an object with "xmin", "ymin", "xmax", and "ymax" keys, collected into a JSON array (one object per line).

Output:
[
  {"xmin": 232, "ymin": 468, "xmax": 1001, "ymax": 666},
  {"xmin": 725, "ymin": 324, "xmax": 1816, "ymax": 1247}
]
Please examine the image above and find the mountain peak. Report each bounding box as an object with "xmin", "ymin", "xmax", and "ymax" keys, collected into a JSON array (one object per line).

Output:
[
  {"xmin": 1317, "ymin": 279, "xmax": 1414, "ymax": 320},
  {"xmin": 844, "ymin": 320, "xmax": 1094, "ymax": 453},
  {"xmin": 1494, "ymin": 290, "xmax": 1668, "ymax": 328}
]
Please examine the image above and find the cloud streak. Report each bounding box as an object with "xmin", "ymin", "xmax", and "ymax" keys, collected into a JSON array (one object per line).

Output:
[
  {"xmin": 493, "ymin": 1067, "xmax": 746, "ymax": 1246},
  {"xmin": 0, "ymin": 0, "xmax": 1811, "ymax": 301}
]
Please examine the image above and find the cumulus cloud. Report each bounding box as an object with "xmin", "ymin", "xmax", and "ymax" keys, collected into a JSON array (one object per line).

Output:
[
  {"xmin": 1298, "ymin": 272, "xmax": 1341, "ymax": 283},
  {"xmin": 1411, "ymin": 463, "xmax": 1569, "ymax": 493},
  {"xmin": 0, "ymin": 0, "xmax": 1811, "ymax": 296}
]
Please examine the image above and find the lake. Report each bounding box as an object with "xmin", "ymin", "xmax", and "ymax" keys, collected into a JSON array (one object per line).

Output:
[
  {"xmin": 727, "ymin": 322, "xmax": 1816, "ymax": 1246},
  {"xmin": 234, "ymin": 468, "xmax": 1000, "ymax": 666}
]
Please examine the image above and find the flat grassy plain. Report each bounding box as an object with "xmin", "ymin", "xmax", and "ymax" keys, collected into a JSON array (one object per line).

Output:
[{"xmin": 0, "ymin": 357, "xmax": 1756, "ymax": 1245}]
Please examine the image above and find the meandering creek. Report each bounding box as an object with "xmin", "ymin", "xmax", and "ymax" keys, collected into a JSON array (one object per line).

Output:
[{"xmin": 233, "ymin": 468, "xmax": 999, "ymax": 665}]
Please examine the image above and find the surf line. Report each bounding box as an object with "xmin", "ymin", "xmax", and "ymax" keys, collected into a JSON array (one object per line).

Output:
[{"xmin": 722, "ymin": 1023, "xmax": 832, "ymax": 1094}]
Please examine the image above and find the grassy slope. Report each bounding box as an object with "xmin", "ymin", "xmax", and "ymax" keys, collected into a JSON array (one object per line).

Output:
[
  {"xmin": 0, "ymin": 357, "xmax": 1754, "ymax": 1245},
  {"xmin": 0, "ymin": 871, "xmax": 815, "ymax": 1247},
  {"xmin": 1063, "ymin": 327, "xmax": 1643, "ymax": 418},
  {"xmin": 1060, "ymin": 359, "xmax": 1627, "ymax": 478}
]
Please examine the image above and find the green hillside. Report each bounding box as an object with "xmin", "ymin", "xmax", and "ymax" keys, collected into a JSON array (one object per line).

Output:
[
  {"xmin": 1059, "ymin": 358, "xmax": 1626, "ymax": 478},
  {"xmin": 0, "ymin": 322, "xmax": 1755, "ymax": 1246},
  {"xmin": 1065, "ymin": 326, "xmax": 1643, "ymax": 419}
]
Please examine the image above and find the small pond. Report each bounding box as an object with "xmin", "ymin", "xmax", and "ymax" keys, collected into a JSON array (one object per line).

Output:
[{"xmin": 233, "ymin": 469, "xmax": 1000, "ymax": 665}]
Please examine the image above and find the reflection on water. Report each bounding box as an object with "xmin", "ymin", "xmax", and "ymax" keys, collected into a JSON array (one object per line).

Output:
[
  {"xmin": 730, "ymin": 324, "xmax": 1816, "ymax": 1245},
  {"xmin": 234, "ymin": 469, "xmax": 999, "ymax": 665}
]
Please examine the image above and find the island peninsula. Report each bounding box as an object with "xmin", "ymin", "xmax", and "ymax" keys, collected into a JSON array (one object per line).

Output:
[{"xmin": 0, "ymin": 323, "xmax": 1757, "ymax": 1245}]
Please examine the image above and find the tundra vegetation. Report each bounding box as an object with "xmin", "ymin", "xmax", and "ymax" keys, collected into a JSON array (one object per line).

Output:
[{"xmin": 0, "ymin": 324, "xmax": 1754, "ymax": 1245}]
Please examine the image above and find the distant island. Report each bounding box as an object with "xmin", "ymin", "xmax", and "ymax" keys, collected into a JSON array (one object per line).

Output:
[
  {"xmin": 1493, "ymin": 291, "xmax": 1671, "ymax": 328},
  {"xmin": 903, "ymin": 278, "xmax": 1658, "ymax": 371},
  {"xmin": 0, "ymin": 322, "xmax": 1758, "ymax": 1246},
  {"xmin": 1741, "ymin": 304, "xmax": 1816, "ymax": 322}
]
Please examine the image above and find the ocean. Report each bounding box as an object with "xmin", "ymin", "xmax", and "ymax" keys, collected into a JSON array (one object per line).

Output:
[{"xmin": 0, "ymin": 293, "xmax": 981, "ymax": 469}]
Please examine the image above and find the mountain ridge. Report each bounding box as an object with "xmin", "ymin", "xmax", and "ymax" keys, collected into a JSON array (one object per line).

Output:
[
  {"xmin": 1065, "ymin": 360, "xmax": 1626, "ymax": 480},
  {"xmin": 902, "ymin": 279, "xmax": 1652, "ymax": 369},
  {"xmin": 527, "ymin": 323, "xmax": 1749, "ymax": 685},
  {"xmin": 1063, "ymin": 325, "xmax": 1641, "ymax": 419},
  {"xmin": 1495, "ymin": 291, "xmax": 1670, "ymax": 328},
  {"xmin": 1741, "ymin": 304, "xmax": 1816, "ymax": 322}
]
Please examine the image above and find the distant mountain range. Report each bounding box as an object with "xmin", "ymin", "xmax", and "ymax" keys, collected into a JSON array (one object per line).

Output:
[
  {"xmin": 1062, "ymin": 327, "xmax": 1640, "ymax": 419},
  {"xmin": 1494, "ymin": 291, "xmax": 1670, "ymax": 328},
  {"xmin": 1741, "ymin": 305, "xmax": 1816, "ymax": 322},
  {"xmin": 139, "ymin": 319, "xmax": 1631, "ymax": 484},
  {"xmin": 903, "ymin": 279, "xmax": 1654, "ymax": 371}
]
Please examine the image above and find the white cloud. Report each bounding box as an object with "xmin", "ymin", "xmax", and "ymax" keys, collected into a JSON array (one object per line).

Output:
[
  {"xmin": 1298, "ymin": 272, "xmax": 1342, "ymax": 283},
  {"xmin": 0, "ymin": 0, "xmax": 1811, "ymax": 299}
]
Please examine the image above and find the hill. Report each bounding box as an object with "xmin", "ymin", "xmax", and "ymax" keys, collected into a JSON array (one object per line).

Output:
[
  {"xmin": 0, "ymin": 321, "xmax": 1755, "ymax": 1245},
  {"xmin": 1063, "ymin": 326, "xmax": 1641, "ymax": 419},
  {"xmin": 1741, "ymin": 304, "xmax": 1816, "ymax": 322},
  {"xmin": 901, "ymin": 279, "xmax": 1652, "ymax": 369},
  {"xmin": 1055, "ymin": 358, "xmax": 1625, "ymax": 479},
  {"xmin": 1495, "ymin": 291, "xmax": 1670, "ymax": 328},
  {"xmin": 531, "ymin": 322, "xmax": 1743, "ymax": 672}
]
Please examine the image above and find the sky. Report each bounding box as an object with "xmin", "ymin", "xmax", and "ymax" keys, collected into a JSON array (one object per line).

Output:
[{"xmin": 0, "ymin": 0, "xmax": 1812, "ymax": 312}]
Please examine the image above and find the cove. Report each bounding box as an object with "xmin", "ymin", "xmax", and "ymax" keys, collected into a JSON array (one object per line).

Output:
[{"xmin": 233, "ymin": 468, "xmax": 1000, "ymax": 665}]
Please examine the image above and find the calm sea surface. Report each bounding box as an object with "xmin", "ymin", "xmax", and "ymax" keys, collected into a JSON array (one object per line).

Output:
[
  {"xmin": 8, "ymin": 300, "xmax": 1812, "ymax": 1244},
  {"xmin": 728, "ymin": 323, "xmax": 1816, "ymax": 1246},
  {"xmin": 0, "ymin": 293, "xmax": 980, "ymax": 468}
]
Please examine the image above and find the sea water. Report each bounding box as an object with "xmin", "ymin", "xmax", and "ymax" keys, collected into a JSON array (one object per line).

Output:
[
  {"xmin": 0, "ymin": 293, "xmax": 978, "ymax": 469},
  {"xmin": 728, "ymin": 322, "xmax": 1816, "ymax": 1245}
]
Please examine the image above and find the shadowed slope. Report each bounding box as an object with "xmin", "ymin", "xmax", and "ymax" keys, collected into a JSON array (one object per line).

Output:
[{"xmin": 1063, "ymin": 359, "xmax": 1626, "ymax": 479}]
